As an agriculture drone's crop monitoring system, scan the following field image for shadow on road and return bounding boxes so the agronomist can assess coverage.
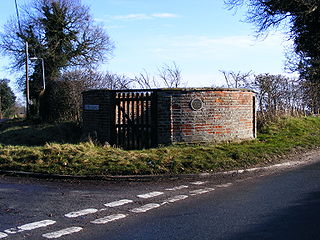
[226,190,320,240]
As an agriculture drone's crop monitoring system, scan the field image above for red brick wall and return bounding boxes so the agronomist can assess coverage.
[157,89,256,144]
[82,88,256,146]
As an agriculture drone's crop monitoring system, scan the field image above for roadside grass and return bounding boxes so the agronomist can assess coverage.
[0,116,320,176]
[0,119,82,146]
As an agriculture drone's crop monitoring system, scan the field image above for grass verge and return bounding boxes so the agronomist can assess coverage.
[0,116,320,176]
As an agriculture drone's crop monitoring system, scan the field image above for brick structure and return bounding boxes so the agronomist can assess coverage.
[82,90,114,142]
[82,88,256,148]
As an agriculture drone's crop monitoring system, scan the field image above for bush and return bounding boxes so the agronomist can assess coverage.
[40,80,85,122]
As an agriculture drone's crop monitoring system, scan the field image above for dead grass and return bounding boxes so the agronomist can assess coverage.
[1,116,320,176]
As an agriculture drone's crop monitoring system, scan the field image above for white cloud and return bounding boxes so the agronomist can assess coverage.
[94,18,107,23]
[105,13,181,21]
[151,13,180,18]
[169,33,289,50]
[113,14,151,20]
[150,32,293,61]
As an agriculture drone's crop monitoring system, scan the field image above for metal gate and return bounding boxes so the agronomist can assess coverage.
[112,90,157,149]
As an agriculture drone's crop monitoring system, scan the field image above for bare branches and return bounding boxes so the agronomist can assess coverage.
[133,69,158,89]
[158,62,183,88]
[133,62,186,89]
[61,69,133,90]
[0,0,114,80]
[220,70,252,88]
[103,73,133,90]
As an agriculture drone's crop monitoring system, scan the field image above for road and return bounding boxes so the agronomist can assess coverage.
[0,153,320,240]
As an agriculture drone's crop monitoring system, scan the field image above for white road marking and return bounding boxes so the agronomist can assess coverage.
[137,191,164,199]
[42,227,83,239]
[65,208,98,218]
[245,167,259,172]
[130,203,161,213]
[189,188,215,196]
[215,183,233,188]
[3,228,21,234]
[165,185,189,191]
[104,199,133,207]
[190,181,207,185]
[0,232,7,239]
[163,195,189,204]
[91,214,127,224]
[5,220,56,234]
[235,179,245,183]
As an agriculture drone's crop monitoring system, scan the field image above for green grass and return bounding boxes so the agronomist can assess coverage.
[0,116,320,176]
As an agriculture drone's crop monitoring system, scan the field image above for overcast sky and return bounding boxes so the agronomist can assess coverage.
[0,0,294,95]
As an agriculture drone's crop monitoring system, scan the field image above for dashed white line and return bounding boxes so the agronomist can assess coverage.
[235,179,245,183]
[5,220,56,234]
[163,195,189,204]
[130,203,161,213]
[0,232,8,239]
[104,199,133,207]
[190,181,208,185]
[215,183,233,188]
[65,208,98,218]
[91,214,127,224]
[189,188,215,196]
[165,185,189,191]
[244,167,259,172]
[4,228,21,234]
[42,227,83,239]
[137,191,164,199]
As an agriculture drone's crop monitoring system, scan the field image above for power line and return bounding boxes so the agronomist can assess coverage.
[14,0,22,34]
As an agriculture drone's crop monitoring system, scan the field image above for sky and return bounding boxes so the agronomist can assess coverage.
[0,0,295,96]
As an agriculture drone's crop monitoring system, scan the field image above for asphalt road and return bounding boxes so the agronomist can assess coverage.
[1,154,320,240]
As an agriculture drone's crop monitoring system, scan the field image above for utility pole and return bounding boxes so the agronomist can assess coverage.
[25,41,30,119]
[0,95,2,119]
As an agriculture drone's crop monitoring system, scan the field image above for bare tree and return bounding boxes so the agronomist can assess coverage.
[1,0,114,84]
[225,0,320,114]
[133,69,159,89]
[103,73,133,90]
[158,62,184,88]
[220,70,253,88]
[133,62,186,89]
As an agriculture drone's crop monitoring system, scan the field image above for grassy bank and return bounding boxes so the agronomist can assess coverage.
[0,116,320,176]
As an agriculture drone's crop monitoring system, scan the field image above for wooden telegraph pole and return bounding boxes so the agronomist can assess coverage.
[25,41,30,119]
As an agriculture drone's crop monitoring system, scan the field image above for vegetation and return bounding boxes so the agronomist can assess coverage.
[0,116,319,176]
[225,0,320,113]
[0,0,114,120]
[0,79,16,118]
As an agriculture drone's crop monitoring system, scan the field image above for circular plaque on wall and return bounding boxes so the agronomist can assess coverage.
[190,98,203,110]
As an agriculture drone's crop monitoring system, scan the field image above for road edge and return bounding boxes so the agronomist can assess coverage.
[1,148,319,181]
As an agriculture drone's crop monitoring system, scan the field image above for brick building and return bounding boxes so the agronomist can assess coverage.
[82,88,256,149]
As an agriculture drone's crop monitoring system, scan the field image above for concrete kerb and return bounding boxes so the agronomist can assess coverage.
[0,153,318,182]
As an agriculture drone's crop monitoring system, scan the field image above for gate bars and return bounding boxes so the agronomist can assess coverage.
[112,90,158,149]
